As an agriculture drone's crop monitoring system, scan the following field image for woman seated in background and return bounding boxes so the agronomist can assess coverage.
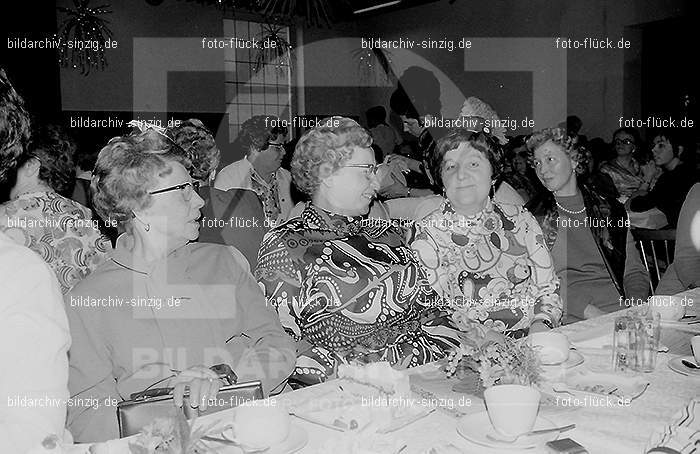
[409,118,562,338]
[256,117,461,386]
[214,115,293,226]
[599,127,657,202]
[526,127,649,323]
[0,124,111,294]
[656,183,700,294]
[629,130,698,227]
[170,119,267,268]
[65,129,295,442]
[504,136,542,204]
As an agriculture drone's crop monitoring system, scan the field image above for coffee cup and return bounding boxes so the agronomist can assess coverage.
[529,332,570,365]
[230,401,290,449]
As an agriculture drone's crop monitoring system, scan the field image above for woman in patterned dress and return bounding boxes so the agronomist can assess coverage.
[255,117,461,386]
[0,125,110,293]
[409,118,563,338]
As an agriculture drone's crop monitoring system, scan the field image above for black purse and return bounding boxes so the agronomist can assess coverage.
[116,380,263,437]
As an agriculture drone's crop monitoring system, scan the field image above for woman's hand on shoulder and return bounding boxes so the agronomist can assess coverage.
[171,365,224,411]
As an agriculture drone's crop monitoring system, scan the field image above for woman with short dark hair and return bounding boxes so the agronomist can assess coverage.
[629,130,698,227]
[410,119,562,337]
[0,124,110,294]
[599,127,657,201]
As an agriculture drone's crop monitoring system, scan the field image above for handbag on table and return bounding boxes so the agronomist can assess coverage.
[117,364,263,437]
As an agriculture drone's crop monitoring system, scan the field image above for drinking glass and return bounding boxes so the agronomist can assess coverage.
[612,315,637,372]
[612,312,660,373]
[633,312,660,372]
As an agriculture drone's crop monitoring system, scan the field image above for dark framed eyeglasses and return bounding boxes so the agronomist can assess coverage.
[614,138,634,145]
[262,142,285,152]
[148,181,200,200]
[342,163,381,175]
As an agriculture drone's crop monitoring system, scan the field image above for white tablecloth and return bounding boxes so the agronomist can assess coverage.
[67,289,700,454]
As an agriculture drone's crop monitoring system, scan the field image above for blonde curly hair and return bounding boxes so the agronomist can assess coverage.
[526,127,589,174]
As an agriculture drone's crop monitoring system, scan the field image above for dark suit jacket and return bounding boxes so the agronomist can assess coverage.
[197,186,268,269]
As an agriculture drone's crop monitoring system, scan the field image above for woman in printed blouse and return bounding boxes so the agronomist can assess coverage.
[256,117,461,386]
[525,128,649,323]
[0,124,111,294]
[409,118,562,338]
[599,127,658,202]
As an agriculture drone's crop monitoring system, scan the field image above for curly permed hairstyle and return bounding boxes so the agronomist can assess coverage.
[239,115,288,152]
[169,119,220,181]
[91,129,187,225]
[20,125,77,196]
[0,68,31,184]
[291,116,372,196]
[431,120,504,189]
[526,127,589,174]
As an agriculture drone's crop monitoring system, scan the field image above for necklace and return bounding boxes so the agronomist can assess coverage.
[555,200,585,215]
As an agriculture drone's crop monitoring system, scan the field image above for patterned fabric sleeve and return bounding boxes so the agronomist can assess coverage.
[255,226,338,385]
[516,208,563,327]
[255,227,304,340]
[0,193,111,294]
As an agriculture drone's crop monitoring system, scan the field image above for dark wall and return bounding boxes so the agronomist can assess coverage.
[1,0,62,123]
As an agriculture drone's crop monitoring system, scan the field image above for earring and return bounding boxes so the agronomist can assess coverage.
[132,212,151,232]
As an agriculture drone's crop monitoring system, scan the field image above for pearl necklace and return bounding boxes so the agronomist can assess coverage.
[555,200,586,215]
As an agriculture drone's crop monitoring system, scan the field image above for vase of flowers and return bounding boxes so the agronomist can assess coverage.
[445,309,543,436]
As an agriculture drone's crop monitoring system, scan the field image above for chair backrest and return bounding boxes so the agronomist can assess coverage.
[631,228,677,291]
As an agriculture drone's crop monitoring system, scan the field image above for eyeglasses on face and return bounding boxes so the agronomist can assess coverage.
[148,181,200,200]
[614,138,634,145]
[262,142,285,152]
[342,163,382,176]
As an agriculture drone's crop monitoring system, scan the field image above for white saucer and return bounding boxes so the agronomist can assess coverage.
[668,356,700,377]
[221,423,308,454]
[456,411,558,449]
[542,350,584,369]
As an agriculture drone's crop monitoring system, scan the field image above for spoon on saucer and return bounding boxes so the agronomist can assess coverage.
[681,359,700,369]
[486,423,575,443]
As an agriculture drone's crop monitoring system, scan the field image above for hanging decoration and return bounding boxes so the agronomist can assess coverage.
[253,22,293,74]
[352,47,394,85]
[186,0,354,27]
[56,0,113,75]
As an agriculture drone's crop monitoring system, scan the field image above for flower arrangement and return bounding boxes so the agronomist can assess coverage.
[128,408,218,454]
[445,310,542,388]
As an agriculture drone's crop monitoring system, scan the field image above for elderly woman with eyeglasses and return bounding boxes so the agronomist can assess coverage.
[409,119,562,338]
[214,115,292,226]
[256,117,461,387]
[64,129,295,442]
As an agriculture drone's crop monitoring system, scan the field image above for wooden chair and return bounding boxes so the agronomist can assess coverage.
[631,228,677,291]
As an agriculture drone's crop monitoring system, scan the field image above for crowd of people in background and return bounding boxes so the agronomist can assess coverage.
[2,64,699,451]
